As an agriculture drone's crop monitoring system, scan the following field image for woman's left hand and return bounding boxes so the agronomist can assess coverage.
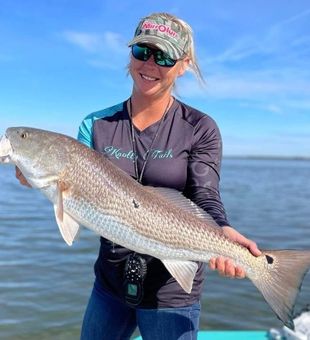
[208,226,261,279]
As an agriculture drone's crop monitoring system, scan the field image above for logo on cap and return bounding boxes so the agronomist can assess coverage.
[141,21,178,39]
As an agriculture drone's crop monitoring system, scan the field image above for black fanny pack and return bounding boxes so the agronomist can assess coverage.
[123,253,147,306]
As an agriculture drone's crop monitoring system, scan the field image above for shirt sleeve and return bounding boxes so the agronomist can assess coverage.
[77,116,94,148]
[184,115,230,227]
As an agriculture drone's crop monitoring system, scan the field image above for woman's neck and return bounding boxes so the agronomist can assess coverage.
[129,93,173,131]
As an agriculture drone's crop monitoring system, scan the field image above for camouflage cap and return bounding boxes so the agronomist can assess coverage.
[128,16,190,60]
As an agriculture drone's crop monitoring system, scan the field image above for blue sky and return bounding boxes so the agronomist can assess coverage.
[0,0,309,157]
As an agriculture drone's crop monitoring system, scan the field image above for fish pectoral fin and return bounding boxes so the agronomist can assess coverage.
[55,181,64,221]
[162,259,198,294]
[54,179,72,221]
[54,206,81,246]
[53,180,81,246]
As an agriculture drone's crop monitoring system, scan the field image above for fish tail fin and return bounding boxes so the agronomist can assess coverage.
[250,250,310,329]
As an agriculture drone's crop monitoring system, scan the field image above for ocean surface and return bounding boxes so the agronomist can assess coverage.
[0,158,310,339]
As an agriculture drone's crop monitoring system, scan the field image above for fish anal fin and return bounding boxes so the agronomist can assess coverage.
[162,259,198,294]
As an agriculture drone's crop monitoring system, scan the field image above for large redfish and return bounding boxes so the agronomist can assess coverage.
[1,127,309,329]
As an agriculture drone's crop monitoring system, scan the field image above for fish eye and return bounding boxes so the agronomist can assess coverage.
[20,132,28,139]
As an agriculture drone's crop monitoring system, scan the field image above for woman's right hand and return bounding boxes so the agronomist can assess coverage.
[15,166,32,188]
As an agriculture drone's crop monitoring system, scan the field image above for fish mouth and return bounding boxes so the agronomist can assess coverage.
[0,133,13,163]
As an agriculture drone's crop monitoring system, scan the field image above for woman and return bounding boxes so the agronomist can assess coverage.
[16,12,260,340]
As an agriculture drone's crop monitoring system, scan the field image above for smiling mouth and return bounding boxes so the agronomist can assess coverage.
[140,73,159,81]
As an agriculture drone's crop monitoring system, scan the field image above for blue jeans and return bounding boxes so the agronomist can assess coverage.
[81,280,201,340]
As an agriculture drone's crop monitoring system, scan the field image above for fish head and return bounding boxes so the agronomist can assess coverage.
[0,127,73,188]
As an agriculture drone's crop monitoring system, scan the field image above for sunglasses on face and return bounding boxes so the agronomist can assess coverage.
[131,44,177,67]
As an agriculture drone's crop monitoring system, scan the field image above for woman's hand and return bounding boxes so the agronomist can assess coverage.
[15,166,32,188]
[208,226,261,279]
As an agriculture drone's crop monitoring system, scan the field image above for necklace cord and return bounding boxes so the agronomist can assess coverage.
[128,97,171,183]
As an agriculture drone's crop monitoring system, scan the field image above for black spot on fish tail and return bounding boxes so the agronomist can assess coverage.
[266,255,274,264]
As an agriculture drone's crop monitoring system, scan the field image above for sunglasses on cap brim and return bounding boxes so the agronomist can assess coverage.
[131,44,177,67]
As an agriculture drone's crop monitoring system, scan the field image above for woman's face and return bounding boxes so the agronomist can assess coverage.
[129,45,189,99]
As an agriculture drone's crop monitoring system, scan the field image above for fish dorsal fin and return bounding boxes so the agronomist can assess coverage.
[53,180,81,246]
[162,259,198,294]
[146,187,219,228]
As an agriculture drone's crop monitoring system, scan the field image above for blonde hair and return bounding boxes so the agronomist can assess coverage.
[143,12,205,85]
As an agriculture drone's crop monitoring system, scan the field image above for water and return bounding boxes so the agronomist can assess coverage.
[202,158,310,331]
[0,158,310,339]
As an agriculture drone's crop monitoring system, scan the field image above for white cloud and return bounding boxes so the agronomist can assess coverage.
[204,8,310,65]
[275,8,310,27]
[63,31,101,52]
[263,104,282,114]
[206,37,265,64]
[178,68,309,101]
[183,10,310,105]
[103,32,126,52]
[62,30,129,70]
[63,30,127,55]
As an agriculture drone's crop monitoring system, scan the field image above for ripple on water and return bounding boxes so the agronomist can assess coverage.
[1,160,310,337]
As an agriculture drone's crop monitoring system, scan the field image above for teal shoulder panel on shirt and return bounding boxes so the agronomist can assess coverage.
[77,102,124,148]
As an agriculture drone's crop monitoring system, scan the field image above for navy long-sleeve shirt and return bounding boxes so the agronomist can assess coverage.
[78,98,230,307]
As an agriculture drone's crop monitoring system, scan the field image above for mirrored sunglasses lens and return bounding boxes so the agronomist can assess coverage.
[162,58,176,67]
[154,51,176,67]
[132,45,150,61]
[132,44,176,67]
[155,53,166,66]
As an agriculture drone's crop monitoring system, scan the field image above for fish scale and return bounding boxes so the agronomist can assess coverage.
[1,126,310,329]
[61,145,270,270]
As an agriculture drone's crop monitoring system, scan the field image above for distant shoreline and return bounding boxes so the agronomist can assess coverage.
[224,155,310,161]
[1,156,310,165]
